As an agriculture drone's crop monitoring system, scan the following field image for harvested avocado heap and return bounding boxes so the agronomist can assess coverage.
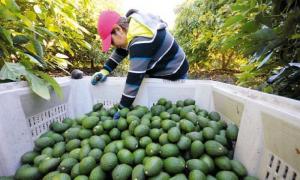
[13,98,258,180]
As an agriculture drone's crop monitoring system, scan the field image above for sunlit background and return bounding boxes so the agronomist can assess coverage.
[120,0,185,29]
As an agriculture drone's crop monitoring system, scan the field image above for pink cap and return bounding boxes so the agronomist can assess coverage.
[97,10,121,52]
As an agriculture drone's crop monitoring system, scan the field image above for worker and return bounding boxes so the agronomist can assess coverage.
[91,9,189,119]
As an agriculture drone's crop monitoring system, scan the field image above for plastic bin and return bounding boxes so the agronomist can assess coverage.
[0,77,299,179]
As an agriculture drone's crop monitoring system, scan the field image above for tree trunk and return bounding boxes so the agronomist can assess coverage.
[91,59,94,69]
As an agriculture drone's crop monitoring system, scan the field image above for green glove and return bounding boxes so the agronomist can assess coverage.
[91,69,109,85]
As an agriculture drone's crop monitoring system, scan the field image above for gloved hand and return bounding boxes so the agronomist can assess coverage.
[112,104,125,120]
[91,69,109,85]
[113,111,120,120]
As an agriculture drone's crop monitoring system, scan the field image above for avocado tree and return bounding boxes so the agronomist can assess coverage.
[0,0,117,99]
[219,0,300,99]
[174,0,247,75]
[174,0,299,99]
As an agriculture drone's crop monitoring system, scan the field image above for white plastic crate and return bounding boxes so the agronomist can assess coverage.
[0,77,299,179]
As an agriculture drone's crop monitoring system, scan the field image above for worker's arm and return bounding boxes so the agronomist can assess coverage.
[91,48,128,85]
[119,44,151,108]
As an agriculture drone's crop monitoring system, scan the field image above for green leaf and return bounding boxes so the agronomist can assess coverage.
[255,13,272,27]
[0,27,13,47]
[16,14,33,27]
[4,0,20,12]
[35,71,63,99]
[53,57,71,68]
[32,39,44,58]
[231,3,249,12]
[0,7,18,20]
[64,16,90,34]
[249,0,257,8]
[13,35,30,45]
[0,62,51,100]
[80,40,92,50]
[251,28,277,41]
[25,71,50,100]
[24,27,44,38]
[223,15,244,27]
[24,53,44,67]
[291,34,300,39]
[59,40,74,56]
[19,58,34,70]
[83,0,90,7]
[25,10,36,21]
[24,42,36,56]
[45,18,59,32]
[241,21,259,33]
[221,35,240,49]
[262,86,273,93]
[23,39,46,66]
[35,27,56,37]
[0,41,9,57]
[0,62,26,81]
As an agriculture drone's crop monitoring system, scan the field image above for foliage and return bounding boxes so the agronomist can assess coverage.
[0,0,117,99]
[174,0,300,99]
[218,0,300,99]
[174,0,247,72]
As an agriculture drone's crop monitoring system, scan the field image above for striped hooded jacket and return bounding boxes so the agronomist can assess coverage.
[102,10,189,108]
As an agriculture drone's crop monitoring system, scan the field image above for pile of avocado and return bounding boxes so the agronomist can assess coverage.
[13,98,258,180]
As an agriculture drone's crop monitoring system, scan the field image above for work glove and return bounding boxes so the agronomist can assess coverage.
[113,104,135,120]
[113,111,121,120]
[113,104,125,120]
[91,69,109,85]
[112,104,126,120]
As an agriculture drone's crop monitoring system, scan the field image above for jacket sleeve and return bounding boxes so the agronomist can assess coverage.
[102,48,128,73]
[119,44,152,108]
